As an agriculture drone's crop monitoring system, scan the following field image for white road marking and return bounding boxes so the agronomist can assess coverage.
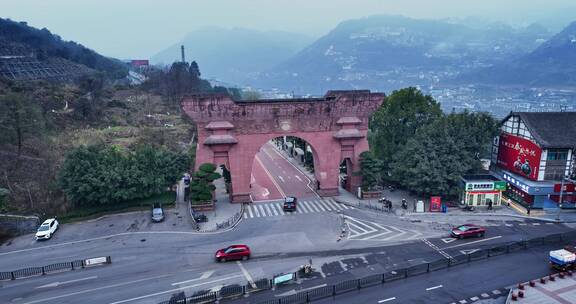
[378,297,397,303]
[268,145,321,199]
[532,223,540,226]
[171,271,214,286]
[264,204,274,216]
[107,274,243,304]
[247,205,254,218]
[275,203,285,215]
[278,175,285,183]
[470,296,479,301]
[460,249,480,255]
[441,236,502,250]
[255,155,286,198]
[441,238,457,244]
[317,199,332,211]
[258,205,267,217]
[36,276,98,289]
[269,204,278,216]
[243,213,248,219]
[20,274,173,304]
[237,261,256,289]
[306,201,321,212]
[253,205,261,217]
[426,284,443,291]
[295,175,303,182]
[422,239,453,259]
[315,201,327,211]
[299,202,312,213]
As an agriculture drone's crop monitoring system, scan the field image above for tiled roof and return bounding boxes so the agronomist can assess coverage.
[505,112,576,148]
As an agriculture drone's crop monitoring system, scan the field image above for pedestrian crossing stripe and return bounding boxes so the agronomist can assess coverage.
[243,198,351,219]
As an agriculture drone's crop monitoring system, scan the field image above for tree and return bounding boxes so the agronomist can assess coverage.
[369,87,442,181]
[389,111,498,197]
[0,92,44,156]
[0,188,9,212]
[189,163,221,204]
[357,151,383,191]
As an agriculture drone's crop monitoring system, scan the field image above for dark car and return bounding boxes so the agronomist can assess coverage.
[451,224,486,239]
[283,197,298,212]
[215,245,251,262]
[152,203,164,222]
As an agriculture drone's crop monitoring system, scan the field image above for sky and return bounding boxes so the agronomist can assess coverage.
[2,0,576,59]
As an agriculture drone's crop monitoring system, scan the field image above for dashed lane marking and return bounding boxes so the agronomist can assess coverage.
[295,175,303,182]
[426,284,443,291]
[441,236,502,250]
[378,297,396,303]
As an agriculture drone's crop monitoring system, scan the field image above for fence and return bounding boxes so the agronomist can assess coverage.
[0,256,111,281]
[190,203,245,233]
[157,230,576,304]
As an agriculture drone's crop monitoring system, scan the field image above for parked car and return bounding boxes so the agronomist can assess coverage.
[152,203,164,222]
[35,218,59,241]
[283,196,298,212]
[451,224,486,239]
[215,245,251,262]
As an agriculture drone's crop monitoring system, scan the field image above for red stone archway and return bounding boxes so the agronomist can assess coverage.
[181,90,385,203]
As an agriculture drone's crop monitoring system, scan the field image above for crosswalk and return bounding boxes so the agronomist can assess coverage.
[345,215,424,241]
[243,198,352,219]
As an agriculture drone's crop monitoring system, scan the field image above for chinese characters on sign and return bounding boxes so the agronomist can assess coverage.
[503,173,530,193]
[497,133,542,181]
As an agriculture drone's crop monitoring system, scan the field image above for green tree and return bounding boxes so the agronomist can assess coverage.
[369,87,442,181]
[389,111,498,197]
[190,163,221,204]
[0,188,9,212]
[357,151,383,191]
[0,92,44,156]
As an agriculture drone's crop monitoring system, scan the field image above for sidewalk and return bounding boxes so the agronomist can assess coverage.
[179,173,243,233]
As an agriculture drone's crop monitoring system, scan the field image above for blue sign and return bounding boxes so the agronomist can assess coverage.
[273,273,294,285]
[503,173,530,193]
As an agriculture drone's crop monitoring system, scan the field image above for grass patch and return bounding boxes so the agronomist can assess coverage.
[59,192,176,223]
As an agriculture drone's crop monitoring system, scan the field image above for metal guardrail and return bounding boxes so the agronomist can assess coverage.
[157,230,576,304]
[0,256,111,281]
[189,202,245,233]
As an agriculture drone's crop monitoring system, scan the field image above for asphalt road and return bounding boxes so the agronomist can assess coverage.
[0,204,573,304]
[251,142,318,201]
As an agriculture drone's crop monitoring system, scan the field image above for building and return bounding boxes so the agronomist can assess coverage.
[491,112,576,209]
[460,174,507,207]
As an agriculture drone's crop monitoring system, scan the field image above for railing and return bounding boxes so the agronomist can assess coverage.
[157,230,576,304]
[190,203,245,233]
[0,256,111,281]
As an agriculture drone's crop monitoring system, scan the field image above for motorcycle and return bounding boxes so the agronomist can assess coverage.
[401,199,408,210]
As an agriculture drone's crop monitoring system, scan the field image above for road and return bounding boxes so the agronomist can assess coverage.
[1,200,573,304]
[250,142,318,202]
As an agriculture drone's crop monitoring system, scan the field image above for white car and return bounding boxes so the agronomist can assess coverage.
[35,218,59,241]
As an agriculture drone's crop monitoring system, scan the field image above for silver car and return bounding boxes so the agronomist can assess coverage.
[152,204,164,222]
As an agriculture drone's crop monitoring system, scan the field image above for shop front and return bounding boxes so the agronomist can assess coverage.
[461,175,506,207]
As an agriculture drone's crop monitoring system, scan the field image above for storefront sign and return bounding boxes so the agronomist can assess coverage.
[466,182,495,191]
[430,196,441,212]
[494,181,507,191]
[497,133,542,181]
[503,173,530,193]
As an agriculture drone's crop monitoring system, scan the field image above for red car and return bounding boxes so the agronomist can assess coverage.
[215,245,251,262]
[451,224,486,239]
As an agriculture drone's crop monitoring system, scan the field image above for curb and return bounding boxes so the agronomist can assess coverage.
[332,197,564,223]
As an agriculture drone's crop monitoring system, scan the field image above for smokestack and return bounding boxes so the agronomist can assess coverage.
[181,45,186,63]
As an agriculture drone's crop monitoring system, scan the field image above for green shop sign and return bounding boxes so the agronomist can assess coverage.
[494,181,507,191]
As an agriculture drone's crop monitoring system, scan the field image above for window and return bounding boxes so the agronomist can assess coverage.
[547,149,568,161]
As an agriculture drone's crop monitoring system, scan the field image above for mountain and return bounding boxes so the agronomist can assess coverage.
[251,15,550,94]
[0,18,128,80]
[464,21,576,86]
[151,27,314,85]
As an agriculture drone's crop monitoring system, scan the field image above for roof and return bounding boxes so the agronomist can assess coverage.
[41,218,55,225]
[504,112,576,148]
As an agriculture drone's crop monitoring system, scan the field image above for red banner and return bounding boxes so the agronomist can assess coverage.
[430,196,441,212]
[554,183,576,193]
[497,133,542,181]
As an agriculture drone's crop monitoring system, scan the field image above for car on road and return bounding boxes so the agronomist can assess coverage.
[151,203,164,222]
[35,218,59,241]
[451,224,486,239]
[283,196,298,212]
[215,245,251,262]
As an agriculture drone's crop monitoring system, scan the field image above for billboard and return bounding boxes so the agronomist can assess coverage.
[430,196,441,212]
[497,133,542,181]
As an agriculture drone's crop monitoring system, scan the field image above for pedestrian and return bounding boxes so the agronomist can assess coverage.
[527,205,531,215]
[487,199,493,211]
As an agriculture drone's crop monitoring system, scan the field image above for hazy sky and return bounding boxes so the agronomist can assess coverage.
[3,0,575,59]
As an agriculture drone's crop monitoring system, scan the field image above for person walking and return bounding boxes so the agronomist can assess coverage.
[487,199,493,211]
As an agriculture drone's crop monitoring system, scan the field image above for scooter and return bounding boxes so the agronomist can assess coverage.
[401,200,408,210]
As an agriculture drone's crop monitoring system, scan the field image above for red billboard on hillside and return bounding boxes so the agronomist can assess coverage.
[497,133,542,181]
